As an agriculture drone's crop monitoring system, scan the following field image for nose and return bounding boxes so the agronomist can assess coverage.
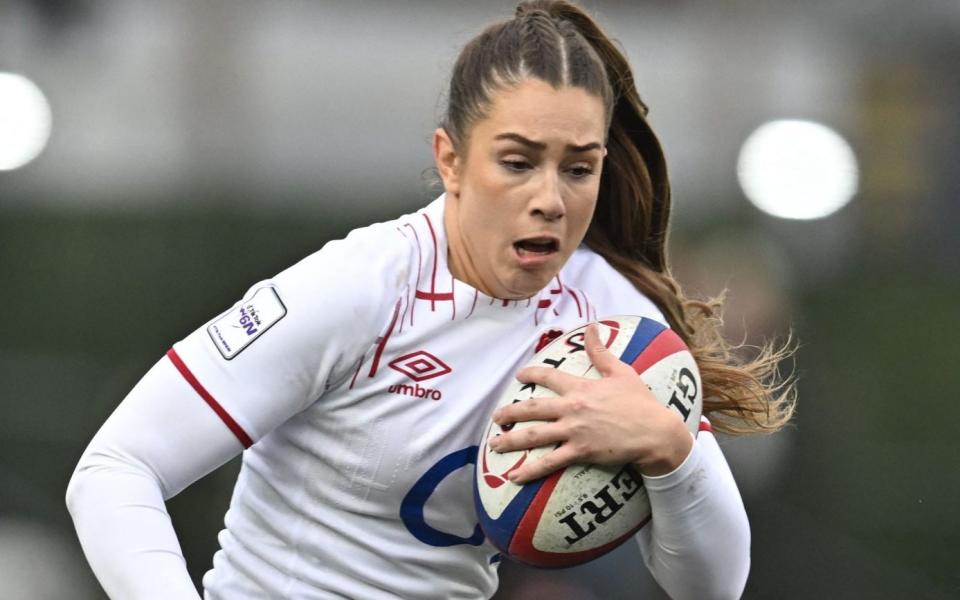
[530,170,565,221]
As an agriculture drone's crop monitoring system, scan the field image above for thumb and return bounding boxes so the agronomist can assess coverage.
[584,322,629,378]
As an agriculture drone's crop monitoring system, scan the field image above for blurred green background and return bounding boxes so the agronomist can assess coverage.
[1,1,958,598]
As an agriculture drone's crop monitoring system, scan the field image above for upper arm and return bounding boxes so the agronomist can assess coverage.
[74,222,415,497]
[70,355,247,501]
[166,222,414,447]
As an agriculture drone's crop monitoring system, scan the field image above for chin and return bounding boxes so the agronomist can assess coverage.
[503,271,558,299]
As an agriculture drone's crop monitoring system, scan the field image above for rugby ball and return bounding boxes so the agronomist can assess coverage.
[474,316,702,567]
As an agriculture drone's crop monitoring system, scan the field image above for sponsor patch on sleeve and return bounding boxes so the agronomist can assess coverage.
[207,286,287,360]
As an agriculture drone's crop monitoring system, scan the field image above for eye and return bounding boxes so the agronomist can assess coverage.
[500,159,532,173]
[566,164,594,179]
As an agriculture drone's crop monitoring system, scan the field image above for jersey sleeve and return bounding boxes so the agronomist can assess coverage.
[169,220,414,446]
[634,420,751,599]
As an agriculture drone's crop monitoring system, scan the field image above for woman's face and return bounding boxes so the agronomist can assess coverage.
[436,78,607,299]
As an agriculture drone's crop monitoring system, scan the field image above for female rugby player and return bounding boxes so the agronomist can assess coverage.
[67,1,794,598]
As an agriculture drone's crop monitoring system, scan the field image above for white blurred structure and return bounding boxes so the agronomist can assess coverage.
[4,0,942,212]
[0,72,52,171]
[0,0,956,226]
[738,119,858,220]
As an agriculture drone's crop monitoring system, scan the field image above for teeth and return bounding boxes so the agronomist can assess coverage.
[516,240,555,255]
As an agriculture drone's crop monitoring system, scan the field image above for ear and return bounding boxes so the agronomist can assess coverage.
[433,127,461,197]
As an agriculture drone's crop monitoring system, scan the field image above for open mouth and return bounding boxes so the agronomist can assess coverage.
[514,237,560,257]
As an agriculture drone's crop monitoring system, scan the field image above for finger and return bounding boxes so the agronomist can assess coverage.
[585,323,632,377]
[493,396,564,425]
[489,421,566,454]
[516,365,581,395]
[508,443,581,484]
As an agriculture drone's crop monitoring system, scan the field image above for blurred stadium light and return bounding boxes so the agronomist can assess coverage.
[737,119,858,220]
[0,72,52,171]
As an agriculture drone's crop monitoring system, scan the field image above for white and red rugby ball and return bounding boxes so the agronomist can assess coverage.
[474,315,703,568]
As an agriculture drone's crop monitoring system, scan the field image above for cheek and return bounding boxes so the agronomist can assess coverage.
[569,188,600,233]
[470,162,512,200]
[458,192,504,253]
[461,166,513,229]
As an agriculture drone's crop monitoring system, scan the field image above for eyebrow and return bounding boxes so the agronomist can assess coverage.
[493,132,602,153]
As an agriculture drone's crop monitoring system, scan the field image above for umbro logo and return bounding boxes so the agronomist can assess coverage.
[388,350,452,382]
[387,350,451,401]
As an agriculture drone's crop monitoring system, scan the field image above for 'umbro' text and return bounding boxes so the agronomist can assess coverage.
[388,383,442,401]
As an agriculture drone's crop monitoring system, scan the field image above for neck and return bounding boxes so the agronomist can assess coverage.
[444,194,494,297]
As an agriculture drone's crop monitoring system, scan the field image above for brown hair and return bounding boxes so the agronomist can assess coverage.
[442,0,795,434]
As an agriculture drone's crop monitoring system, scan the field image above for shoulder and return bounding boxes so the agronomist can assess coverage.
[231,203,431,361]
[189,203,438,398]
[272,203,432,307]
[560,246,666,325]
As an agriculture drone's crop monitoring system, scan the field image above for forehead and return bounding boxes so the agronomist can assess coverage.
[473,78,607,146]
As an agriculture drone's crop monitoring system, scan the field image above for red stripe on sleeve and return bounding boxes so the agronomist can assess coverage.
[166,348,254,449]
[699,418,714,434]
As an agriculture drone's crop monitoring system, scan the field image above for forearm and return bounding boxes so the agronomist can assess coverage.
[637,431,750,600]
[66,457,202,599]
[66,357,244,600]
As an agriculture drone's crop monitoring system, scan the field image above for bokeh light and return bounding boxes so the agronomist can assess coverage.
[737,119,858,220]
[0,72,53,171]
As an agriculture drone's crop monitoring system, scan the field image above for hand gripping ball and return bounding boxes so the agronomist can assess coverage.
[474,316,703,567]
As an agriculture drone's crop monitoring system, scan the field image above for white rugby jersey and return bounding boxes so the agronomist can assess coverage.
[169,195,669,598]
